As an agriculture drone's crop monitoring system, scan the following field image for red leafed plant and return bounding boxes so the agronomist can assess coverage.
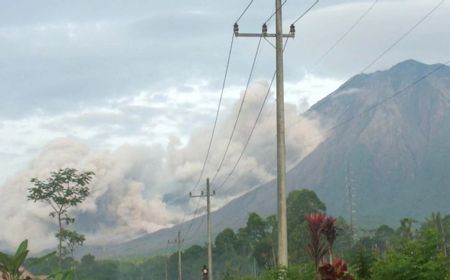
[321,215,337,262]
[305,213,329,268]
[318,258,354,280]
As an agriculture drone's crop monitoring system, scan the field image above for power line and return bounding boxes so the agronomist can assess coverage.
[350,61,450,128]
[186,0,259,207]
[176,33,236,235]
[216,60,449,219]
[213,0,318,189]
[176,2,258,233]
[236,0,256,23]
[264,0,288,24]
[216,39,289,191]
[291,0,320,25]
[217,71,276,191]
[183,197,203,237]
[179,0,446,245]
[289,60,450,140]
[183,1,257,211]
[189,33,235,194]
[227,60,449,232]
[173,1,262,238]
[210,36,264,184]
[311,0,378,70]
[360,0,445,73]
[184,210,207,242]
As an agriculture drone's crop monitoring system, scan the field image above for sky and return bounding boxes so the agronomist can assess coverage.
[0,0,449,251]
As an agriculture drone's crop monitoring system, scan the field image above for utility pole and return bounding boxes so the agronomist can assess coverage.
[234,0,295,272]
[190,178,215,280]
[168,231,184,280]
[165,257,168,280]
[345,162,354,241]
[165,244,169,280]
[345,161,357,244]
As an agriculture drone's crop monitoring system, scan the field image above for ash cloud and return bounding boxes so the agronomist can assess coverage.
[0,82,326,252]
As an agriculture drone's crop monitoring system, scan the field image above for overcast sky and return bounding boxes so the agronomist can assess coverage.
[0,0,449,250]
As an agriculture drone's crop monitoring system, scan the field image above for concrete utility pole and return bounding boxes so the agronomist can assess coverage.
[345,162,354,242]
[190,178,215,280]
[168,231,184,280]
[165,258,168,280]
[346,161,358,245]
[165,245,169,280]
[234,0,294,271]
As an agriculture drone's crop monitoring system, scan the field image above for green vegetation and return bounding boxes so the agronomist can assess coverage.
[2,188,449,279]
[0,240,30,280]
[27,168,95,266]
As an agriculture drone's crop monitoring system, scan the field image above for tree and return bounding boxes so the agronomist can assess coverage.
[27,168,94,267]
[215,228,237,256]
[373,224,396,254]
[347,245,375,280]
[57,230,86,258]
[397,218,417,240]
[371,228,450,280]
[423,212,448,256]
[287,189,326,263]
[246,213,267,246]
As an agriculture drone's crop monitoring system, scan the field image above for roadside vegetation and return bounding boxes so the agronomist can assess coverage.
[0,169,448,280]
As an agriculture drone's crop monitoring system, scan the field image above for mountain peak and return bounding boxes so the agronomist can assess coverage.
[386,59,439,78]
[328,60,448,96]
[389,59,426,70]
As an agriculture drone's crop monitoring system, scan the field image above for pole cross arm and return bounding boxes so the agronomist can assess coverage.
[234,32,294,38]
[233,23,295,38]
[190,191,215,198]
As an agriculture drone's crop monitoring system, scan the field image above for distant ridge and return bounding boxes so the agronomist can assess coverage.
[78,60,450,258]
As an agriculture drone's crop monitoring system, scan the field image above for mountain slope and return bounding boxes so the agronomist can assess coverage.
[85,59,450,258]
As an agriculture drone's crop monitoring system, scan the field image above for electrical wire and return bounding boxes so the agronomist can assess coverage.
[217,71,275,190]
[185,212,207,242]
[210,36,264,184]
[291,0,320,25]
[236,0,256,23]
[216,39,289,191]
[180,0,446,244]
[183,197,203,237]
[189,33,236,195]
[290,0,446,131]
[223,60,450,231]
[360,0,445,73]
[264,0,288,25]
[288,60,450,140]
[175,0,261,241]
[311,0,378,70]
[173,33,236,237]
[212,0,318,187]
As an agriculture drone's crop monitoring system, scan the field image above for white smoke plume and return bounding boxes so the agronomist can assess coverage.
[0,81,326,252]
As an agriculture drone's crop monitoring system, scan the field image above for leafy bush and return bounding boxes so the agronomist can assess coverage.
[0,240,29,280]
[371,229,450,280]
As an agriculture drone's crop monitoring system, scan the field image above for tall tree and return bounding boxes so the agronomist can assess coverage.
[215,228,237,257]
[28,168,94,267]
[397,218,417,240]
[423,212,448,256]
[286,189,326,263]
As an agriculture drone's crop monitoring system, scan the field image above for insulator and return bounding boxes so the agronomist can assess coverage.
[290,24,296,35]
[262,23,268,34]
